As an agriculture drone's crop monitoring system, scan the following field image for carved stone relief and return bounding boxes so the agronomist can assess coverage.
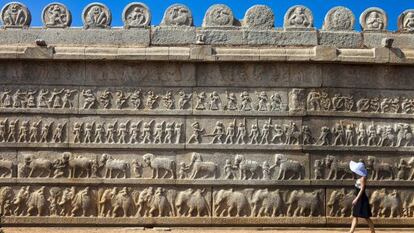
[203,4,234,28]
[398,9,414,32]
[122,2,150,29]
[1,2,31,28]
[243,5,274,30]
[161,4,193,26]
[42,3,71,28]
[82,3,111,29]
[323,7,355,31]
[360,7,387,31]
[284,5,313,30]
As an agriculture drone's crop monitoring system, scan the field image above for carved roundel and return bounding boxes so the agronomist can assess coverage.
[82,2,111,29]
[122,2,151,28]
[42,2,71,28]
[1,2,31,28]
[284,5,313,29]
[203,4,234,27]
[161,4,193,26]
[398,9,414,32]
[323,6,355,31]
[244,5,274,30]
[360,7,387,31]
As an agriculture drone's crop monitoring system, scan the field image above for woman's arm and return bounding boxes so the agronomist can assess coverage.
[352,177,366,205]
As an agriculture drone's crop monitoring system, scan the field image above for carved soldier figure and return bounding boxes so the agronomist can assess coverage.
[53,123,65,143]
[142,121,153,143]
[106,121,117,144]
[302,125,313,145]
[223,159,235,180]
[260,120,271,144]
[178,162,190,179]
[270,93,283,111]
[178,91,191,109]
[262,161,271,180]
[12,89,25,108]
[116,90,130,109]
[367,123,378,146]
[211,121,225,144]
[84,122,94,143]
[225,121,236,144]
[0,119,7,142]
[249,123,260,144]
[129,122,140,144]
[318,126,331,146]
[61,89,77,108]
[332,122,345,146]
[285,122,300,145]
[146,91,159,109]
[48,88,64,108]
[188,121,204,144]
[40,122,53,142]
[153,121,165,144]
[272,124,285,144]
[73,122,82,143]
[94,123,105,143]
[7,120,18,142]
[26,89,37,108]
[37,89,49,108]
[356,123,367,146]
[313,159,324,179]
[82,89,97,109]
[345,124,355,146]
[175,123,182,144]
[236,122,247,144]
[53,154,69,178]
[117,121,129,144]
[240,91,252,111]
[257,91,269,111]
[164,122,174,144]
[28,120,40,143]
[396,159,410,180]
[130,90,142,109]
[1,89,13,108]
[226,92,237,110]
[209,91,222,110]
[162,91,175,109]
[195,92,207,110]
[99,89,113,109]
[18,120,29,142]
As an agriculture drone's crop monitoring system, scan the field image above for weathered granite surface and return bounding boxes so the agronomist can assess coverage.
[0,1,414,229]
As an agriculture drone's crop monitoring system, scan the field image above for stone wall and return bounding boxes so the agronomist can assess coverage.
[0,1,414,228]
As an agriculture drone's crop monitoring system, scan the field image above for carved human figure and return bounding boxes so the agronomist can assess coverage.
[209,91,222,110]
[61,89,77,108]
[131,159,143,178]
[0,119,7,142]
[82,89,97,109]
[94,123,105,143]
[18,121,29,143]
[52,123,66,143]
[6,119,18,143]
[99,89,113,109]
[271,124,284,144]
[0,186,14,216]
[117,121,130,144]
[317,126,331,146]
[48,187,62,216]
[178,91,191,109]
[175,123,183,144]
[195,92,207,110]
[396,158,410,180]
[48,88,64,108]
[161,91,175,110]
[129,122,141,144]
[99,187,116,217]
[211,121,225,144]
[1,2,31,28]
[83,4,110,29]
[178,162,190,179]
[116,90,130,109]
[145,91,159,109]
[141,121,153,144]
[26,89,37,108]
[399,10,414,32]
[106,121,117,144]
[285,122,301,145]
[130,90,142,109]
[225,92,237,111]
[257,91,269,111]
[332,122,345,146]
[188,121,204,144]
[43,3,71,28]
[240,91,252,111]
[153,121,165,144]
[262,161,271,180]
[223,159,235,180]
[83,122,94,144]
[302,125,313,145]
[260,120,271,144]
[286,6,311,28]
[313,159,324,180]
[123,3,150,28]
[270,93,282,111]
[365,11,385,30]
[236,121,247,144]
[164,122,174,144]
[1,89,13,108]
[249,122,260,144]
[37,89,49,108]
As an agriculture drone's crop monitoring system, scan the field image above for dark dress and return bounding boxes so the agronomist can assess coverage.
[352,186,372,218]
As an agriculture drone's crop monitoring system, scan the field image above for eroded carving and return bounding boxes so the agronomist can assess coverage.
[82,3,111,29]
[42,3,71,28]
[1,2,31,28]
[161,4,193,26]
[122,2,150,28]
[323,7,355,31]
[284,5,313,29]
[360,7,387,31]
[203,4,234,28]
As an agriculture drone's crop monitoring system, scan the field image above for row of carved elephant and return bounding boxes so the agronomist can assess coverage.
[1,186,413,218]
[1,153,414,181]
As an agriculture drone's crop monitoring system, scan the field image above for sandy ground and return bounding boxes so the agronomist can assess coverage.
[2,228,413,233]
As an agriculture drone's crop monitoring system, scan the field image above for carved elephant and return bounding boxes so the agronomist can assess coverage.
[250,188,284,217]
[286,190,322,217]
[100,154,129,179]
[175,188,211,217]
[111,187,133,217]
[0,158,14,177]
[370,189,403,218]
[27,186,47,216]
[214,188,250,217]
[327,189,353,217]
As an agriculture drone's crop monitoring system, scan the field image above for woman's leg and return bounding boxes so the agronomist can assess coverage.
[349,217,358,233]
[365,218,376,233]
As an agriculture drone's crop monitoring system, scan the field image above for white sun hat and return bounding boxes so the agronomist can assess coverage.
[349,160,368,177]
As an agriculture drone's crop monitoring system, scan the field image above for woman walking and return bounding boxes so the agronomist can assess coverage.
[349,160,375,233]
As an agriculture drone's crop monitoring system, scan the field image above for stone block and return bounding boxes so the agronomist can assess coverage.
[197,29,244,45]
[151,26,196,45]
[318,31,363,48]
[244,30,318,46]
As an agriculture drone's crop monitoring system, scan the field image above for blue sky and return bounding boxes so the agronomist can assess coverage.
[1,0,413,30]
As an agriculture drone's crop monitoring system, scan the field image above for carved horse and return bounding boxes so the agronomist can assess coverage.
[188,153,217,179]
[274,154,303,180]
[143,153,176,179]
[324,155,354,180]
[100,154,129,178]
[234,154,261,180]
